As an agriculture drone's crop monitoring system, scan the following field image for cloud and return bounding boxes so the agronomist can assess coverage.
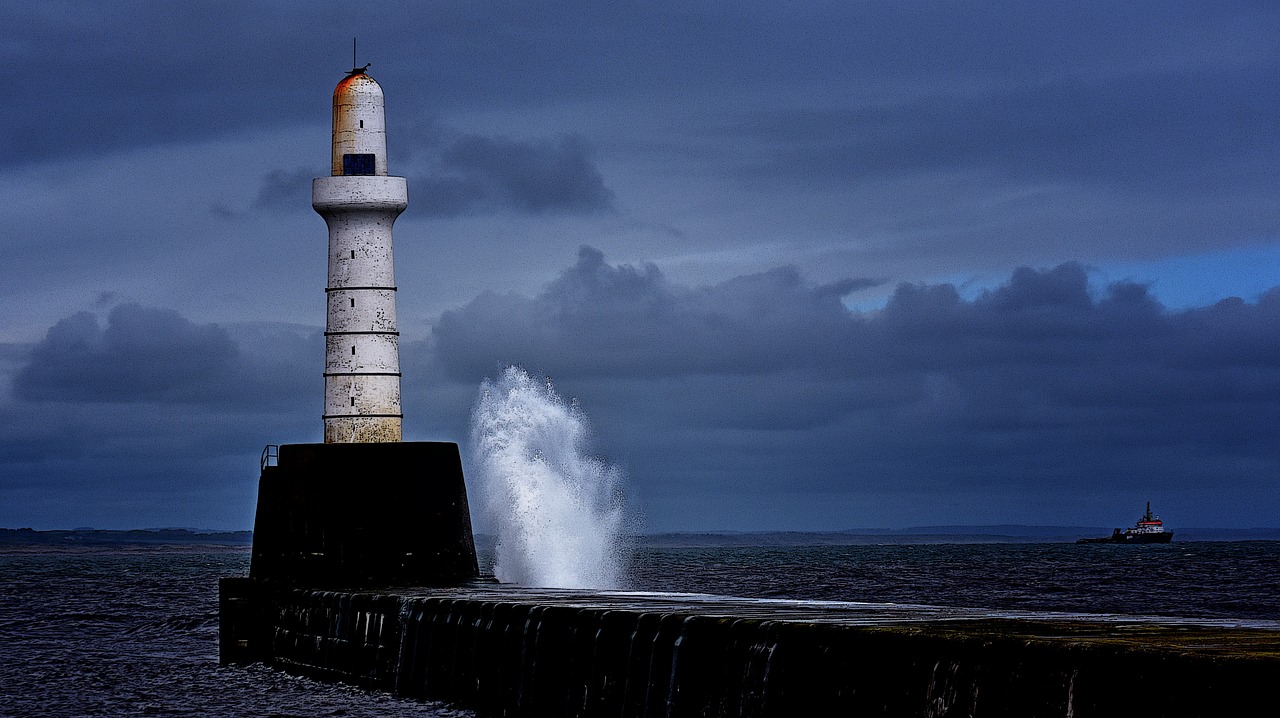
[13,304,313,407]
[0,306,322,529]
[1,251,1277,530]
[3,1,1279,530]
[253,168,315,212]
[435,246,865,378]
[431,248,1280,527]
[817,277,886,298]
[733,65,1280,200]
[411,134,615,217]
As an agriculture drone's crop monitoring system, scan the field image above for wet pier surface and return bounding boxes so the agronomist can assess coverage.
[222,579,1280,717]
[410,582,1280,635]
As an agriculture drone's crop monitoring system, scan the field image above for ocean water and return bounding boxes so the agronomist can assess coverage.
[0,548,470,718]
[1,541,1277,716]
[626,541,1280,621]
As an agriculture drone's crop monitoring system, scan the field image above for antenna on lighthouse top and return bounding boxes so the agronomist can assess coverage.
[348,37,369,76]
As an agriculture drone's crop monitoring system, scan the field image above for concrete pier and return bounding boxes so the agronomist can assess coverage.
[220,583,1280,717]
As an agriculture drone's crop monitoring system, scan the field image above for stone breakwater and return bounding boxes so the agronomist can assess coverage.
[221,581,1280,717]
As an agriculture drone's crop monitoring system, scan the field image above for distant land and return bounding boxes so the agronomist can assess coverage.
[0,527,253,550]
[486,526,1280,549]
[3,526,1278,550]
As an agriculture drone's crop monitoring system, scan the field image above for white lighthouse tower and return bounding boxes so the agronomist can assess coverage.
[312,66,407,443]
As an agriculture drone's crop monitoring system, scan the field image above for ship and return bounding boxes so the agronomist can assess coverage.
[1076,502,1174,544]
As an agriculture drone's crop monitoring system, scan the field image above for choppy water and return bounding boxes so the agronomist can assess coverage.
[1,541,1276,716]
[0,549,469,718]
[626,540,1280,621]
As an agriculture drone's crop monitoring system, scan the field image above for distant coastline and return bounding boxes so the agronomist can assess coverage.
[525,526,1280,548]
[0,527,252,552]
[3,526,1278,551]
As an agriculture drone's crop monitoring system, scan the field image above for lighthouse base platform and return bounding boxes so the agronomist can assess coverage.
[246,441,478,586]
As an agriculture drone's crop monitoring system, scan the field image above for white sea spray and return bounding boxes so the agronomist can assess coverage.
[469,366,630,588]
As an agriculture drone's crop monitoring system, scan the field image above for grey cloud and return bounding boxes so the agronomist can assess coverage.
[15,306,237,403]
[430,248,1280,525]
[2,251,1277,530]
[735,66,1280,199]
[0,4,324,167]
[13,305,314,408]
[817,278,886,298]
[0,343,31,362]
[410,175,492,218]
[1,309,320,529]
[410,134,615,217]
[0,394,315,529]
[442,251,1221,383]
[253,168,315,212]
[435,247,860,378]
[5,1,1276,174]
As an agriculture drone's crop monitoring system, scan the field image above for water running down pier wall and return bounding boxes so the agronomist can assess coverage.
[220,581,1280,717]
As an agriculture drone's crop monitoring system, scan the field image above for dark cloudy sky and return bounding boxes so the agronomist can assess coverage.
[1,1,1277,532]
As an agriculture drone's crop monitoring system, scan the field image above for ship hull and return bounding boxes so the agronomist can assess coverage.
[1077,531,1173,544]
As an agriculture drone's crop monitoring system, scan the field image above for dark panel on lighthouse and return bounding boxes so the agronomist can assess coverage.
[342,153,376,176]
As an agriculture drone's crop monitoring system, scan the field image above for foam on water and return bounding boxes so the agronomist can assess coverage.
[470,366,629,588]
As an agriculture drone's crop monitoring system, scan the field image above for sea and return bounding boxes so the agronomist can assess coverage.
[2,540,1278,717]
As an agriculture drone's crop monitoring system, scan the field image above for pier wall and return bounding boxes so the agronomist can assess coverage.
[220,582,1277,717]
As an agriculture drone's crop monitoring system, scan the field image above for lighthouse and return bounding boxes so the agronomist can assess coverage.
[312,66,407,443]
[223,63,477,606]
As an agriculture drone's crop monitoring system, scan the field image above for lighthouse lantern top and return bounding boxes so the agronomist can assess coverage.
[331,69,389,177]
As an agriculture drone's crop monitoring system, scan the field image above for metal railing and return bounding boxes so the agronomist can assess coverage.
[261,444,279,471]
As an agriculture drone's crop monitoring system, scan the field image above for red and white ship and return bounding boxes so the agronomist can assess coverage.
[1077,502,1174,544]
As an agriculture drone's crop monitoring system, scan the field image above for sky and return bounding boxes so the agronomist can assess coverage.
[1,1,1277,532]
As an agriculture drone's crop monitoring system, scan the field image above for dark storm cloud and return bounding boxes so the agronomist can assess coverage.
[2,253,1277,530]
[0,3,326,167]
[410,134,615,217]
[435,247,865,378]
[3,1,734,165]
[10,1,1274,173]
[0,309,320,529]
[816,278,887,299]
[436,249,1280,386]
[13,304,313,407]
[732,65,1280,198]
[4,1,1278,531]
[432,249,1280,524]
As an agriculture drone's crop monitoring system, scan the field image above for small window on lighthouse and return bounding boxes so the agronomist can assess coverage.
[351,345,356,355]
[359,120,364,128]
[351,397,355,406]
[350,250,355,259]
[350,297,355,308]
